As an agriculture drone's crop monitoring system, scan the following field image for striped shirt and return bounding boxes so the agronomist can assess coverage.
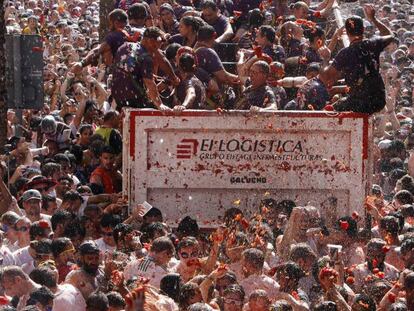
[124,256,170,288]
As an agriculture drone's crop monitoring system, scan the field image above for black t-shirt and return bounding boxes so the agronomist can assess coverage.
[332,37,391,89]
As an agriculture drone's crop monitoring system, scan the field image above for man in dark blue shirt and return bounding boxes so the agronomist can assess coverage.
[320,4,394,114]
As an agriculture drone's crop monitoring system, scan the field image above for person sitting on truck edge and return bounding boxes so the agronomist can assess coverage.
[89,146,122,194]
[319,4,395,115]
[236,61,278,112]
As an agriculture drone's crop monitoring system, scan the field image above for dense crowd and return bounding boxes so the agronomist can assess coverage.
[1,0,414,310]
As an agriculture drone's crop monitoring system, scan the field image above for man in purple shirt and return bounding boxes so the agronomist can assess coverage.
[111,27,176,111]
[320,5,394,114]
[194,25,240,86]
[201,0,233,43]
[72,9,128,72]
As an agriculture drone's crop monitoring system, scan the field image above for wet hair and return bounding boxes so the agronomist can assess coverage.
[79,124,93,135]
[259,25,276,44]
[399,175,414,195]
[103,111,119,123]
[63,221,86,241]
[160,273,182,302]
[29,266,57,288]
[100,213,121,229]
[289,243,317,261]
[178,283,201,310]
[113,223,133,244]
[380,216,400,235]
[141,222,167,242]
[108,9,128,24]
[197,24,216,41]
[179,53,196,73]
[304,26,325,43]
[127,3,148,20]
[345,16,364,36]
[248,9,265,28]
[29,223,51,241]
[150,236,175,254]
[387,211,404,233]
[143,207,163,221]
[62,190,83,203]
[249,289,270,303]
[0,266,28,283]
[100,145,116,156]
[306,62,321,75]
[177,216,199,237]
[253,60,271,75]
[27,286,54,306]
[51,210,73,231]
[276,261,306,282]
[242,248,265,270]
[1,211,19,226]
[41,162,61,178]
[395,190,414,205]
[86,291,109,311]
[106,292,125,309]
[223,284,245,301]
[42,195,56,211]
[201,0,217,11]
[51,237,73,258]
[180,16,205,33]
[405,272,414,289]
[401,238,414,255]
[165,43,182,61]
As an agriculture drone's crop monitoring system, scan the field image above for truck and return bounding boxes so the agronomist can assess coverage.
[123,110,373,227]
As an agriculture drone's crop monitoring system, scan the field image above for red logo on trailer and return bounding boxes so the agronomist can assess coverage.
[176,139,199,159]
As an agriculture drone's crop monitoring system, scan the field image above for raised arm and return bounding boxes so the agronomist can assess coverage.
[364,4,393,37]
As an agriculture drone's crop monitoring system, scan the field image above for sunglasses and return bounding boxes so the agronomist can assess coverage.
[102,232,114,237]
[223,298,243,306]
[15,226,29,232]
[180,251,198,259]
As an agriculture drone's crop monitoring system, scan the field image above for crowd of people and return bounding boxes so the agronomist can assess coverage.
[1,0,414,309]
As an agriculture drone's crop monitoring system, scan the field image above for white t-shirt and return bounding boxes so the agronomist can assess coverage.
[0,245,16,266]
[94,237,116,253]
[124,256,171,288]
[53,283,86,311]
[13,246,32,266]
